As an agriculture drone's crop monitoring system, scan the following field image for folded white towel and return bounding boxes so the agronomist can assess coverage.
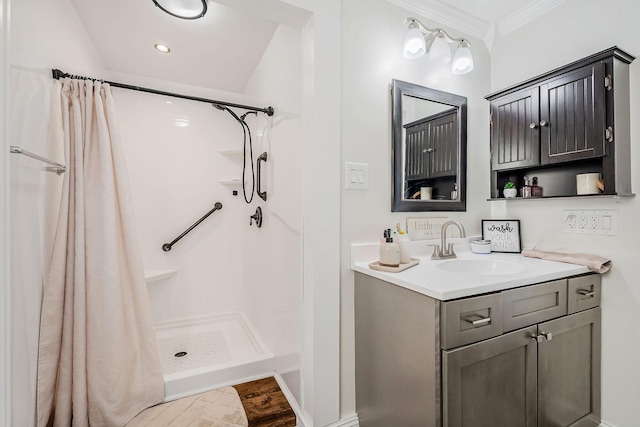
[522,249,611,273]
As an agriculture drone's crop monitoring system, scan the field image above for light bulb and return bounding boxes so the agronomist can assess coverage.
[403,24,426,59]
[452,43,474,75]
[429,34,451,65]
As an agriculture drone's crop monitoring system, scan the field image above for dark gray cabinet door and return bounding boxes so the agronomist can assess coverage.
[429,112,458,178]
[490,87,540,171]
[540,63,606,164]
[405,122,428,181]
[538,308,601,427]
[443,326,538,427]
[405,110,458,180]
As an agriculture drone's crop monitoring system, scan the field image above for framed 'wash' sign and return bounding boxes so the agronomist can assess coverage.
[481,219,522,253]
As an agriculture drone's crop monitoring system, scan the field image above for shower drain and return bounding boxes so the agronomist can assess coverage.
[158,330,232,374]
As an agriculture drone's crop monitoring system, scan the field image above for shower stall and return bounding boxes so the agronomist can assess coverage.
[3,0,342,426]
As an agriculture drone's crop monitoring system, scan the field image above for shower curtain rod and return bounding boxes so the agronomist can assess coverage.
[10,145,66,174]
[51,69,274,116]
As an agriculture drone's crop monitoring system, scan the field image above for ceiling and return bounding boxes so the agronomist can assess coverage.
[68,0,285,93]
[68,0,566,93]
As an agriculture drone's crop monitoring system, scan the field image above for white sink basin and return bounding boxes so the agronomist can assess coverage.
[437,259,527,276]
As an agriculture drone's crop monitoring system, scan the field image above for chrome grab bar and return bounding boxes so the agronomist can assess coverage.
[10,145,66,174]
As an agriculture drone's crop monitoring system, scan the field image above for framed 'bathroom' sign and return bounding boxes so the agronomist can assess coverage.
[481,219,522,253]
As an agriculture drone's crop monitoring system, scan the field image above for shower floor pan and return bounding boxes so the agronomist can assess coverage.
[155,311,274,402]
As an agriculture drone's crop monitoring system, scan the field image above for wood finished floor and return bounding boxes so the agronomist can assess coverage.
[233,377,296,427]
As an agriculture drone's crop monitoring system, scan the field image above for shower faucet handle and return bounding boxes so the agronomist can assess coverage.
[250,206,263,228]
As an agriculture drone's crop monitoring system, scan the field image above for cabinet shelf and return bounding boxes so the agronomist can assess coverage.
[145,269,178,284]
[219,148,243,156]
[488,193,635,202]
[219,178,242,186]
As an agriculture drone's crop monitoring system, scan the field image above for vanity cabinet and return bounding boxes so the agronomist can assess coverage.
[355,272,601,427]
[486,47,634,198]
[404,109,458,181]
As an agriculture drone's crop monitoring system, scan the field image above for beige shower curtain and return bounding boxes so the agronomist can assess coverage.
[36,78,164,426]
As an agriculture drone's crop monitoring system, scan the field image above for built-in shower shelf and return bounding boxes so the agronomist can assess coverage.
[219,149,243,156]
[145,269,178,283]
[219,178,242,186]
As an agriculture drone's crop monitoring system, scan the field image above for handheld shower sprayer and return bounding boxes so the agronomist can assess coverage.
[212,103,256,204]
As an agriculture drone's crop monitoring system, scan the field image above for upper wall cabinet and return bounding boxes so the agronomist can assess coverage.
[486,47,635,199]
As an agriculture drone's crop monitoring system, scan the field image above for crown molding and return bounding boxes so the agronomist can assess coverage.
[497,0,568,37]
[386,0,490,41]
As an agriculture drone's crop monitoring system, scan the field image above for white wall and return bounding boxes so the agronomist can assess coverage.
[0,0,10,424]
[116,88,245,321]
[491,1,640,425]
[242,23,303,402]
[340,0,492,417]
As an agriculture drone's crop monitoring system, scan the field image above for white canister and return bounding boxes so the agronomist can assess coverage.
[395,233,411,263]
[470,239,492,254]
[576,173,602,195]
[420,187,433,200]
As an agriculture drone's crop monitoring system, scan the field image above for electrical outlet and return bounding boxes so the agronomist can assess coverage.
[577,214,588,229]
[564,210,618,235]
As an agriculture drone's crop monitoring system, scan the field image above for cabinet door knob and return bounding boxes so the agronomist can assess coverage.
[539,120,549,127]
[423,147,435,153]
[529,122,538,129]
[531,334,544,343]
[541,331,553,341]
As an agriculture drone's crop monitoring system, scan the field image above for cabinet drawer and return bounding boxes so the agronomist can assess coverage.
[568,275,601,314]
[503,280,567,332]
[441,294,503,350]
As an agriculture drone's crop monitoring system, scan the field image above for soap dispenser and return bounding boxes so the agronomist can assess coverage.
[380,229,400,267]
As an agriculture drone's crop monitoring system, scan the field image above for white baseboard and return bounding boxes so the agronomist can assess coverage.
[324,413,359,427]
[294,412,359,427]
[600,422,615,427]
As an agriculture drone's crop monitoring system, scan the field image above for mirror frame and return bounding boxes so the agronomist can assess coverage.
[391,79,467,212]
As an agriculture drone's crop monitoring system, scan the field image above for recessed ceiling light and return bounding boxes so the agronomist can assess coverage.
[154,43,171,53]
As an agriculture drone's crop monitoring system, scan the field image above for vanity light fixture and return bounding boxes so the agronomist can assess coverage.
[152,0,207,20]
[403,17,474,75]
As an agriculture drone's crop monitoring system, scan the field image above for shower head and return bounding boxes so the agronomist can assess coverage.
[241,111,258,120]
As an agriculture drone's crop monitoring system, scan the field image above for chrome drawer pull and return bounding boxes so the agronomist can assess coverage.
[465,316,491,326]
[577,289,595,298]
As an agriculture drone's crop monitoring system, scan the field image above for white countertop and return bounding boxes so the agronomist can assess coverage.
[351,238,590,301]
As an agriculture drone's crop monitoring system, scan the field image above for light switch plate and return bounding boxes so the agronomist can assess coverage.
[407,217,450,240]
[344,162,368,190]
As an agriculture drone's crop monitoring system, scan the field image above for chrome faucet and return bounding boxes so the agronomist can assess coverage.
[431,220,466,260]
